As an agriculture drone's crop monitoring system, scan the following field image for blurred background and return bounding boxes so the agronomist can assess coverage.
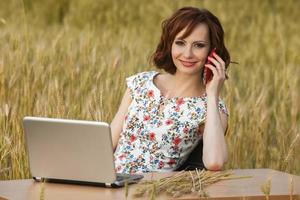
[0,0,299,180]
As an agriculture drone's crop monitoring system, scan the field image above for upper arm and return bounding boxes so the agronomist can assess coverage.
[110,88,132,150]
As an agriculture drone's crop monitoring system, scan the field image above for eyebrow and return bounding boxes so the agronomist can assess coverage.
[175,38,209,44]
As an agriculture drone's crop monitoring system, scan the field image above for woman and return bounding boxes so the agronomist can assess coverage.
[111,7,230,174]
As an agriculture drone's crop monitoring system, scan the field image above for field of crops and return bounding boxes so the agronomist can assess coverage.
[0,0,299,180]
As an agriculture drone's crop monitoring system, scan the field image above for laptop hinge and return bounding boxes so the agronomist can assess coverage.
[33,177,43,182]
[105,183,112,187]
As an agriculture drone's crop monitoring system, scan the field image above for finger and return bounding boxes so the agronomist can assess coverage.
[212,53,226,75]
[205,64,226,82]
[205,64,219,77]
[212,52,226,67]
[207,57,224,76]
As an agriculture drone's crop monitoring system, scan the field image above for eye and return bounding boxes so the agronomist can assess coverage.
[174,40,185,46]
[194,43,206,49]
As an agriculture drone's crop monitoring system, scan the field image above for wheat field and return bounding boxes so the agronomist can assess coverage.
[0,0,299,180]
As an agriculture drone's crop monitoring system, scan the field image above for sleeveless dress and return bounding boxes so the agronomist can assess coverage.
[114,71,228,174]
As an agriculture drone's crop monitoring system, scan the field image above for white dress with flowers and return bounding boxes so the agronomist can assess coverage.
[114,71,228,174]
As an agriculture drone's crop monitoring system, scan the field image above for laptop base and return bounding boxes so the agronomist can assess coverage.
[33,173,144,188]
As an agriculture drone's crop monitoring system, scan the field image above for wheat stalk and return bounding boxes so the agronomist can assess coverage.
[132,170,251,198]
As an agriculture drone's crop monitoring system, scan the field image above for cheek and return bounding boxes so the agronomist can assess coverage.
[171,45,181,59]
[195,49,209,60]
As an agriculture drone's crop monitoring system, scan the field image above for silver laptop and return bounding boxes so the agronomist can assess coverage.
[23,116,143,187]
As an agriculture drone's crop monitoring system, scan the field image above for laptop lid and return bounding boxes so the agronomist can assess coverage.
[23,116,116,184]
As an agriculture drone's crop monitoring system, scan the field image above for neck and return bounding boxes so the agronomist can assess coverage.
[174,71,202,85]
[164,71,205,98]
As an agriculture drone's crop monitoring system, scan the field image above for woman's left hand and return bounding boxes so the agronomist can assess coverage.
[204,52,227,97]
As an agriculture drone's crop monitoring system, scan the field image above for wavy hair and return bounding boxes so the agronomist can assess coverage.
[151,7,230,74]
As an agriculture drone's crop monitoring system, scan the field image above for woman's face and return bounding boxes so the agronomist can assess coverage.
[171,23,211,75]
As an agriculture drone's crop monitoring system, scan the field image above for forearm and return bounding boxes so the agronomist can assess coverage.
[202,95,228,170]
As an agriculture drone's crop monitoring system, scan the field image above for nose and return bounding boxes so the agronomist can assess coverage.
[183,45,193,59]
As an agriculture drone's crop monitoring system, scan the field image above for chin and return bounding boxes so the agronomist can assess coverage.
[176,65,202,76]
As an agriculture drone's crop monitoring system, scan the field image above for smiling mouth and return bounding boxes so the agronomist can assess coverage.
[179,60,198,67]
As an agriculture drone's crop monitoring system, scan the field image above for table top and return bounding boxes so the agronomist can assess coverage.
[0,168,299,200]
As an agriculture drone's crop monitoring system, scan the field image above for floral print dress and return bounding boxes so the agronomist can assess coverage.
[114,71,228,174]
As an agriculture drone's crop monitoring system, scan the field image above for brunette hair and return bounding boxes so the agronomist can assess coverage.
[151,7,231,74]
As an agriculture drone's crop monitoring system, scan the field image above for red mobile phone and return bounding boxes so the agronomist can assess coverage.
[203,48,216,85]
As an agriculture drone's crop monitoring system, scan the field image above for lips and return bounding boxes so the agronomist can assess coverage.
[179,60,198,67]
